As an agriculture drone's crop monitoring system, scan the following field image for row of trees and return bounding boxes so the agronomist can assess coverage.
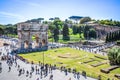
[0,24,17,36]
[72,24,97,39]
[52,24,97,42]
[98,19,120,27]
[52,23,70,42]
[106,30,120,42]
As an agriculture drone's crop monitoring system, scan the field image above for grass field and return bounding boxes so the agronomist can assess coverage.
[48,34,84,44]
[19,47,120,80]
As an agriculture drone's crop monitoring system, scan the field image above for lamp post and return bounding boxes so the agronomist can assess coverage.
[43,51,44,66]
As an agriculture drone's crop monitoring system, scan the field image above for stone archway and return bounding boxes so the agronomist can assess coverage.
[24,40,29,48]
[42,39,46,46]
[33,34,39,48]
[17,22,48,50]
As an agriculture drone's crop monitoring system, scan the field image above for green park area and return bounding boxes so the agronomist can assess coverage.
[48,34,84,44]
[19,47,120,80]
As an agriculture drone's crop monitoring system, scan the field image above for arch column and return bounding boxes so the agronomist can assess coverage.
[28,42,32,49]
[20,42,24,49]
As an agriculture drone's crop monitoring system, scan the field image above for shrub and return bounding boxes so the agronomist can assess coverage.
[108,47,120,65]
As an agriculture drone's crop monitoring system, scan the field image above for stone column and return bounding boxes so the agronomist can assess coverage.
[20,42,24,49]
[28,42,32,49]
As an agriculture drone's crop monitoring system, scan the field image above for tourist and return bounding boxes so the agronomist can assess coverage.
[38,61,41,66]
[36,78,39,80]
[18,69,22,76]
[0,64,2,73]
[15,61,17,67]
[8,66,11,72]
[22,68,25,74]
[26,70,29,77]
[77,72,80,80]
[17,65,20,71]
[65,68,67,75]
[29,71,32,78]
[49,74,53,80]
[68,78,71,80]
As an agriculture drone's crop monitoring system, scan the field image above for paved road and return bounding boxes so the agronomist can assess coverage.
[0,60,96,80]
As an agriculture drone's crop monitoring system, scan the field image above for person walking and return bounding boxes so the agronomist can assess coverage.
[8,66,11,72]
[68,78,71,80]
[49,74,53,80]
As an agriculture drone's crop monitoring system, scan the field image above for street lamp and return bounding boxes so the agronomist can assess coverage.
[43,51,44,66]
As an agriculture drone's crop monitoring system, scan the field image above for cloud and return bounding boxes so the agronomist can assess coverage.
[13,0,40,7]
[27,2,40,7]
[0,11,25,20]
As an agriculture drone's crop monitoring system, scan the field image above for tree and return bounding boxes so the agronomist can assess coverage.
[108,48,120,65]
[0,27,4,35]
[49,23,55,31]
[83,25,90,39]
[25,18,44,23]
[80,17,91,24]
[99,19,120,27]
[119,30,120,40]
[89,28,97,39]
[49,18,54,21]
[106,33,109,43]
[106,30,120,42]
[62,23,70,40]
[37,18,44,23]
[53,19,63,30]
[78,25,83,39]
[69,16,83,24]
[53,28,59,42]
[109,32,112,42]
[72,25,78,34]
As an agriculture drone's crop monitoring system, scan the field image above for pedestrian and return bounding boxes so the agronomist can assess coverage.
[15,61,17,67]
[0,67,2,73]
[17,65,20,71]
[36,78,39,80]
[77,72,80,80]
[68,78,71,80]
[8,66,11,72]
[49,74,53,80]
[30,72,32,78]
[26,70,29,77]
[22,68,25,74]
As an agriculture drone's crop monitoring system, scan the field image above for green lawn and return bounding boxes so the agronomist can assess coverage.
[48,34,84,44]
[19,47,120,80]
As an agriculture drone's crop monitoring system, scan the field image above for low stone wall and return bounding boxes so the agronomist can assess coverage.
[82,58,95,64]
[91,61,107,67]
[94,55,107,60]
[100,65,119,73]
[115,74,120,79]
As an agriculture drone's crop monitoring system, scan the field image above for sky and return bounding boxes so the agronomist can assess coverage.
[0,0,120,24]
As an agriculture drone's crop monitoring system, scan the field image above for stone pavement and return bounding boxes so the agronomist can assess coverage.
[0,60,96,80]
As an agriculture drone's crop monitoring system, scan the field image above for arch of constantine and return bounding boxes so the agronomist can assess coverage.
[17,22,48,50]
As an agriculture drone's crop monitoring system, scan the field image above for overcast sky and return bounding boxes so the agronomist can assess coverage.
[0,0,120,24]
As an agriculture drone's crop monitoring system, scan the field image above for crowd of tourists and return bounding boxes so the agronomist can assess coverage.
[68,42,116,55]
[0,53,84,80]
